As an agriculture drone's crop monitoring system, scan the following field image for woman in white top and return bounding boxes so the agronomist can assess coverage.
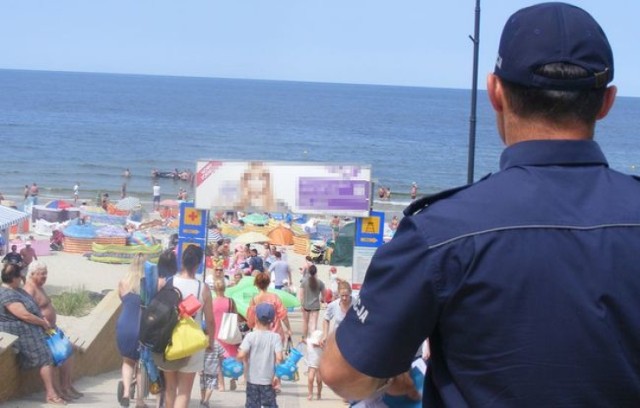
[154,245,215,408]
[321,281,354,344]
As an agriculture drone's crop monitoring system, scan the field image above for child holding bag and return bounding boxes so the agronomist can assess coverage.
[237,303,283,408]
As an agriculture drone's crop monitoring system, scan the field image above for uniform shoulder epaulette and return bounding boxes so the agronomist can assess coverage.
[403,173,492,217]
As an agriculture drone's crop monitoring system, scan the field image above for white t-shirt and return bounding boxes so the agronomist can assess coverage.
[324,296,355,331]
[306,342,323,368]
[240,330,282,385]
[153,185,161,197]
[73,184,79,196]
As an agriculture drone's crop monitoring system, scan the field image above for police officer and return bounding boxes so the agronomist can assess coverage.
[321,3,640,406]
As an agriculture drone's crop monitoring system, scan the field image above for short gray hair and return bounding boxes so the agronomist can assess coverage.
[28,261,47,277]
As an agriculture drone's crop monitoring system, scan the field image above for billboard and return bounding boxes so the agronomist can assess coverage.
[195,160,372,217]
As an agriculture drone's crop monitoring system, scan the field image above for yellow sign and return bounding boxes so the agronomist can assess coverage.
[184,208,202,226]
[360,215,381,234]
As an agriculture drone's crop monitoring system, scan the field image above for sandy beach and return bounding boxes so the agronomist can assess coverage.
[37,243,353,295]
[4,236,352,406]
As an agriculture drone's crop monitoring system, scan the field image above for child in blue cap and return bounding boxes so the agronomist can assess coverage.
[237,303,283,407]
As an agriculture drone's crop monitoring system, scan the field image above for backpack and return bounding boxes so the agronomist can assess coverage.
[139,278,182,353]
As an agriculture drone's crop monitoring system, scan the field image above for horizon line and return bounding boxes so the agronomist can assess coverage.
[0,67,481,93]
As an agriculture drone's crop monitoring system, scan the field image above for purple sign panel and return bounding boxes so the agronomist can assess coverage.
[297,178,371,215]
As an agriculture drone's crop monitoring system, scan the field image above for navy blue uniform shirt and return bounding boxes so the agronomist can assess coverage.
[337,140,640,407]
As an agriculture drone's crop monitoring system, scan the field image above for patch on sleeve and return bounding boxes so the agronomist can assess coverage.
[352,297,369,324]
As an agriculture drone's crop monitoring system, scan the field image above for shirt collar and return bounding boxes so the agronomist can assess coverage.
[500,140,609,170]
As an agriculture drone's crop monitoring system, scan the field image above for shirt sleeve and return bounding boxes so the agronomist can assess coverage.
[335,216,442,378]
[0,288,21,306]
[239,333,251,353]
[324,301,335,322]
[274,296,287,321]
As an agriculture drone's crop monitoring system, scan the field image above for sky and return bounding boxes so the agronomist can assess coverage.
[2,0,639,96]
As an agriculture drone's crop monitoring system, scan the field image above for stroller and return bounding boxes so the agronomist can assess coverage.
[309,241,328,264]
[50,230,64,251]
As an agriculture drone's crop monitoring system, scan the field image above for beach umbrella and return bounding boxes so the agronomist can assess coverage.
[225,277,300,317]
[116,196,141,211]
[232,232,270,245]
[45,200,73,209]
[159,199,179,207]
[241,213,270,226]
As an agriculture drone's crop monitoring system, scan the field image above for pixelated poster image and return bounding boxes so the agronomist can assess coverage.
[195,160,372,217]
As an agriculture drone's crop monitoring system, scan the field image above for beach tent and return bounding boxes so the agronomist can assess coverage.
[32,205,80,223]
[116,196,141,211]
[268,225,294,246]
[330,222,356,267]
[0,206,30,254]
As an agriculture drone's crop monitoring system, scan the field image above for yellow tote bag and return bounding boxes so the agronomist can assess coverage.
[164,317,208,361]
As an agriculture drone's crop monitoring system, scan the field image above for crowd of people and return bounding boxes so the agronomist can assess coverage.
[6,3,638,407]
[109,237,351,408]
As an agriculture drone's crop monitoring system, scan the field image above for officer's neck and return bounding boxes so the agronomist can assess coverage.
[502,114,594,146]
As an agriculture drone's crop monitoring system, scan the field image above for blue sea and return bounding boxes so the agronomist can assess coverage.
[1,69,640,210]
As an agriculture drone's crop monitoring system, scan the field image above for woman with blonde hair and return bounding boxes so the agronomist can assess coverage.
[321,280,354,342]
[116,253,148,408]
[211,277,245,391]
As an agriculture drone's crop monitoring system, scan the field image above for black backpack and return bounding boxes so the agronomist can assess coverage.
[139,278,182,353]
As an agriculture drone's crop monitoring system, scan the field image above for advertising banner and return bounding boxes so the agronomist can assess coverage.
[195,160,372,217]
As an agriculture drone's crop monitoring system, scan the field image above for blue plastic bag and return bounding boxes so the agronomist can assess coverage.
[222,357,244,379]
[45,328,73,366]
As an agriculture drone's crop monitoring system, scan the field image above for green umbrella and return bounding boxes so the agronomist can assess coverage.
[240,213,270,226]
[225,277,300,317]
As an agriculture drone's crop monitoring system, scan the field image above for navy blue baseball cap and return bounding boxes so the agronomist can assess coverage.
[494,2,613,89]
[256,302,275,323]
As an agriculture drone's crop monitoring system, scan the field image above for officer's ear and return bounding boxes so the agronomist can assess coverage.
[596,85,617,121]
[487,74,505,113]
